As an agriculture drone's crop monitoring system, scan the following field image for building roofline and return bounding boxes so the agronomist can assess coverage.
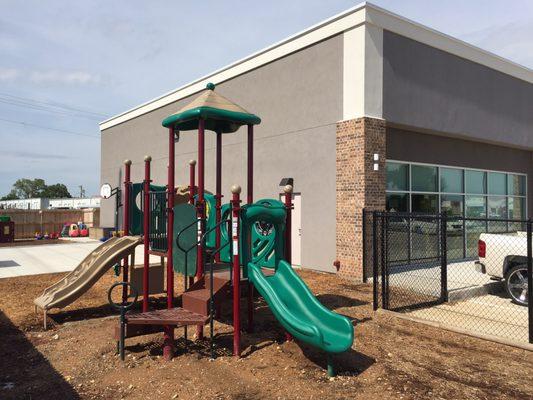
[100,1,533,131]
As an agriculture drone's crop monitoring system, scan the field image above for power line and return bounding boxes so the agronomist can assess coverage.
[0,92,110,120]
[0,117,100,139]
[0,98,104,121]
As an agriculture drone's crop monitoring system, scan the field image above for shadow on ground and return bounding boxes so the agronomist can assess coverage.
[0,311,79,399]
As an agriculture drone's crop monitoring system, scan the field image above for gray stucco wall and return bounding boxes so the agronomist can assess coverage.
[101,34,343,272]
[387,127,532,217]
[383,31,533,150]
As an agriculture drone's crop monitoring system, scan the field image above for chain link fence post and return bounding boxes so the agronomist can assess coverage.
[440,212,448,303]
[527,218,533,343]
[372,211,379,311]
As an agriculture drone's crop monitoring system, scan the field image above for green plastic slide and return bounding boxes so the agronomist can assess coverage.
[248,259,354,353]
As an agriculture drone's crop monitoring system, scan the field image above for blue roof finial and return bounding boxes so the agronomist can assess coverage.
[206,82,215,90]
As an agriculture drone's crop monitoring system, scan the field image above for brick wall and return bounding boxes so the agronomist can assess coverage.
[336,117,386,280]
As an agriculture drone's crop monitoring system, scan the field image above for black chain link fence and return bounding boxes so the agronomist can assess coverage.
[364,210,532,344]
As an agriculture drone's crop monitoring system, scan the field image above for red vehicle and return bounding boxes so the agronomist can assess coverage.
[60,222,89,238]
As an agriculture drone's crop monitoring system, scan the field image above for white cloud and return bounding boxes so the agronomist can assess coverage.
[0,68,20,81]
[30,70,101,84]
[0,68,101,85]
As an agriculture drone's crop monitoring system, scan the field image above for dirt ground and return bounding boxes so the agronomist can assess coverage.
[1,269,532,400]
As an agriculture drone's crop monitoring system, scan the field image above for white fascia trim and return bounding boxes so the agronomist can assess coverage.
[100,2,367,131]
[101,1,533,131]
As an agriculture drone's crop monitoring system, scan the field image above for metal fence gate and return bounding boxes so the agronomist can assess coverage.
[364,210,533,344]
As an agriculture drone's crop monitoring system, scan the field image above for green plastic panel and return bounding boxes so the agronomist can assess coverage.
[128,183,166,235]
[173,203,197,277]
[240,199,286,276]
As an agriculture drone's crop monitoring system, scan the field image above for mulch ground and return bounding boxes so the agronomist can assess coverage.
[0,268,531,399]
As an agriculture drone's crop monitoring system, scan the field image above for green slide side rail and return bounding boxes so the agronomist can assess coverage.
[248,260,354,353]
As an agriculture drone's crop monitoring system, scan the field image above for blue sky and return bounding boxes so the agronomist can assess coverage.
[1,0,532,197]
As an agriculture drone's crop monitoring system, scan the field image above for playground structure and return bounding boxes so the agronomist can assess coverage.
[35,83,353,376]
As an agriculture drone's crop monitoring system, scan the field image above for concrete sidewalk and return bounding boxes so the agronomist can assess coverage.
[0,239,153,278]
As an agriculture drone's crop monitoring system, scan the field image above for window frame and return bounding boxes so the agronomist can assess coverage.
[386,160,528,219]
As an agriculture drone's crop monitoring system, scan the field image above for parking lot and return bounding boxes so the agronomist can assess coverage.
[0,239,154,279]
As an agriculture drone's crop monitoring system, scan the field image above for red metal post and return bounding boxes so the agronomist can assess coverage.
[231,185,242,356]
[246,124,254,332]
[197,119,205,280]
[142,155,152,312]
[189,159,196,204]
[283,184,293,341]
[188,159,196,288]
[215,131,222,262]
[247,125,253,204]
[163,128,176,360]
[196,119,206,339]
[122,159,132,303]
[284,185,293,264]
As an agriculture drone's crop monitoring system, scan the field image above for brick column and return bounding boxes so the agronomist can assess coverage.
[336,117,386,280]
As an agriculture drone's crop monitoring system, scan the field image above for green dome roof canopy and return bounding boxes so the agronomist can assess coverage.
[162,83,261,133]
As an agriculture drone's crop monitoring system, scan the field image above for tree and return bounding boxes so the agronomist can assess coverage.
[11,178,47,199]
[1,179,72,200]
[1,190,19,201]
[41,183,72,198]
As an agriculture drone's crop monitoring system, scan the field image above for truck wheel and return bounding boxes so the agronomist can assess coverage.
[505,264,529,306]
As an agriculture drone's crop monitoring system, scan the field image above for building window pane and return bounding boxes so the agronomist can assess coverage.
[441,195,463,216]
[465,196,486,218]
[465,170,486,194]
[488,196,507,232]
[508,174,526,196]
[386,193,409,212]
[442,194,465,260]
[411,165,437,192]
[488,197,507,218]
[488,172,507,195]
[440,168,463,193]
[411,193,438,213]
[508,197,525,220]
[386,162,409,191]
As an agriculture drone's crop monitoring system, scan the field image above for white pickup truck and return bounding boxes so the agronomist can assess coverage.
[475,232,529,306]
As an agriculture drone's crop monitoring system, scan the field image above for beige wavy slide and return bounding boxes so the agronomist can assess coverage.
[34,236,142,329]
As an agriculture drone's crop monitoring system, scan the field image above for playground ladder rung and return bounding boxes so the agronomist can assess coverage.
[125,307,209,326]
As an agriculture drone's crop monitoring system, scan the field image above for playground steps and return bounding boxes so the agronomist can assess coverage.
[182,274,231,316]
[125,307,209,326]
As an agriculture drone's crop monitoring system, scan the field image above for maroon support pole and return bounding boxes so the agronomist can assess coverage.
[188,159,196,288]
[163,128,176,360]
[215,131,222,262]
[142,155,152,312]
[188,159,196,204]
[197,119,205,280]
[246,124,254,332]
[196,118,206,339]
[122,159,132,303]
[231,185,242,356]
[283,184,293,341]
[284,185,293,264]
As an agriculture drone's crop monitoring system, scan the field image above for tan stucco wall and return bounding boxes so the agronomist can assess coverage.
[101,34,343,272]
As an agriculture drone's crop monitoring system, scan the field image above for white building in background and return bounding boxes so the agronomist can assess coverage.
[0,197,100,210]
[0,198,49,210]
[49,197,101,209]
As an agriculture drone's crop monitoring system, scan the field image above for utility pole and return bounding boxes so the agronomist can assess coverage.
[78,185,85,198]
